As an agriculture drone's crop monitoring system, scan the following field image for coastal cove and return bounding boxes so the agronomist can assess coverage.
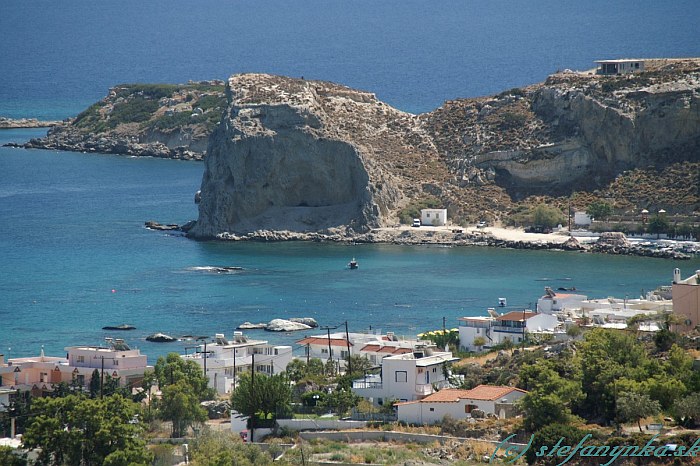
[1,130,698,363]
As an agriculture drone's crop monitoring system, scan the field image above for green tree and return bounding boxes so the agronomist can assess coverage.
[189,430,274,466]
[285,359,307,382]
[0,390,31,437]
[321,388,361,416]
[0,447,26,466]
[159,381,208,438]
[153,353,215,401]
[578,329,650,423]
[230,372,292,424]
[673,392,700,428]
[524,423,591,466]
[89,369,101,398]
[647,214,669,238]
[617,392,660,432]
[530,204,565,229]
[22,394,152,466]
[473,336,487,351]
[518,362,583,431]
[586,201,613,221]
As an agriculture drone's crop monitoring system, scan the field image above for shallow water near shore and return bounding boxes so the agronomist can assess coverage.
[1,130,698,362]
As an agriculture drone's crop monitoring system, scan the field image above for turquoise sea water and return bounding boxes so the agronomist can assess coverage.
[1,130,698,362]
[1,0,699,362]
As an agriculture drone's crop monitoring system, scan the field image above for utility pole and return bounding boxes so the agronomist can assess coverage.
[93,354,117,399]
[250,352,255,443]
[320,325,338,374]
[344,321,352,374]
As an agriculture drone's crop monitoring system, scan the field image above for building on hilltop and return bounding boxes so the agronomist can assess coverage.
[595,59,645,75]
[183,332,292,395]
[672,268,700,332]
[395,385,527,425]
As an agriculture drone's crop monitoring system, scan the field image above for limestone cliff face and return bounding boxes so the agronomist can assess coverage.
[424,59,700,198]
[189,74,430,238]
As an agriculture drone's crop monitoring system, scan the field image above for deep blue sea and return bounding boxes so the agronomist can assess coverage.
[1,0,699,362]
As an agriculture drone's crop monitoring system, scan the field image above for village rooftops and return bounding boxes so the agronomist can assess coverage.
[360,344,413,355]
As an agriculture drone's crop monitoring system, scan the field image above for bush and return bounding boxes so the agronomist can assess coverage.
[108,97,159,127]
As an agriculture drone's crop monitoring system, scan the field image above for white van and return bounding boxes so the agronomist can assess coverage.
[412,218,421,227]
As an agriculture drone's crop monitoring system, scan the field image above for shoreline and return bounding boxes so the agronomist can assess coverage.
[147,221,696,260]
[0,117,62,129]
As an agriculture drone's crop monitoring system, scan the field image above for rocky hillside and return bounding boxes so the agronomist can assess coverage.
[20,81,226,160]
[192,61,698,238]
[12,60,698,235]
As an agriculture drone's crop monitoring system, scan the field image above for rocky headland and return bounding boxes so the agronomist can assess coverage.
[10,59,699,253]
[12,81,226,160]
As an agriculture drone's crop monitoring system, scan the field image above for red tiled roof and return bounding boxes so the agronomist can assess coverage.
[296,337,353,347]
[496,311,538,322]
[418,385,526,403]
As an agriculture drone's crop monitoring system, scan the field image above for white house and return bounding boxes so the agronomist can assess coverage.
[537,287,588,314]
[420,209,447,227]
[595,59,645,75]
[297,331,418,369]
[458,316,495,352]
[458,310,560,351]
[352,345,458,406]
[573,211,592,226]
[184,332,292,395]
[396,385,527,425]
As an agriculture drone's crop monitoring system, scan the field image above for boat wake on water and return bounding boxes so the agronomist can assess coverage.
[185,266,244,274]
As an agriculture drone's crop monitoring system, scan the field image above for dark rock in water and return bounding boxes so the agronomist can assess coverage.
[145,221,180,231]
[102,324,136,331]
[146,333,177,342]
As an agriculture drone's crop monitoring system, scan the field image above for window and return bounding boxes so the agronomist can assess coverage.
[427,213,431,218]
[465,404,478,414]
[432,368,437,373]
[341,350,349,359]
[395,371,407,383]
[40,372,47,383]
[321,348,328,354]
[77,355,85,363]
[429,407,435,412]
[274,349,278,355]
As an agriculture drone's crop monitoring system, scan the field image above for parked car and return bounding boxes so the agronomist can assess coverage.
[412,218,421,227]
[477,221,487,228]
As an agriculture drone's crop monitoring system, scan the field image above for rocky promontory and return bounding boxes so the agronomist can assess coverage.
[191,61,699,239]
[13,81,226,160]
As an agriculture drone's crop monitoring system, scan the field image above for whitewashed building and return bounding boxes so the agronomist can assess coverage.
[458,310,561,351]
[574,211,592,226]
[420,209,447,227]
[595,59,645,75]
[537,287,588,314]
[297,331,418,369]
[396,385,527,425]
[352,345,458,406]
[184,332,292,395]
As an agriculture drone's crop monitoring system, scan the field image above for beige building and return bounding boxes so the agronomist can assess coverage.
[673,268,700,332]
[0,339,150,396]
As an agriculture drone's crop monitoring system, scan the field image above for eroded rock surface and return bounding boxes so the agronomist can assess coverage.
[189,74,433,237]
